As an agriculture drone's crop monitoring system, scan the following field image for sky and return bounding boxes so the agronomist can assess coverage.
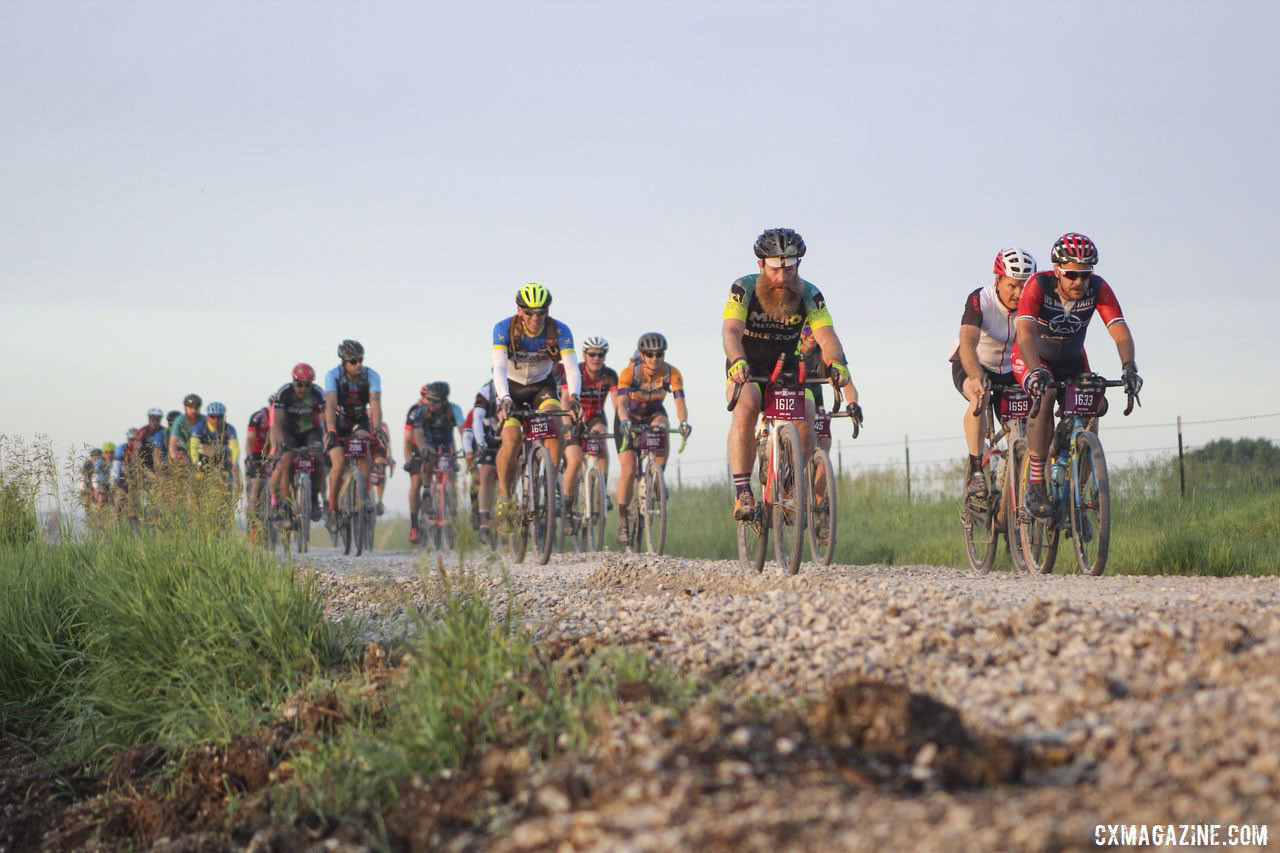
[3,0,1278,510]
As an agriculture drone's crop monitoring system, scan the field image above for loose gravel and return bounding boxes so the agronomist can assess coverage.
[302,547,1280,850]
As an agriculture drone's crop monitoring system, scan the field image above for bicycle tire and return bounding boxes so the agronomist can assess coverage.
[1070,430,1111,576]
[296,474,311,554]
[353,474,366,557]
[511,454,530,564]
[1016,441,1058,574]
[444,480,456,551]
[532,445,556,565]
[586,466,606,551]
[961,464,999,572]
[807,449,837,566]
[643,462,668,555]
[1006,438,1030,572]
[773,423,806,575]
[340,476,353,555]
[736,504,768,573]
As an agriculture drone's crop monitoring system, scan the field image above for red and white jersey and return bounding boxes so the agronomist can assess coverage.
[1016,272,1125,363]
[949,284,1017,374]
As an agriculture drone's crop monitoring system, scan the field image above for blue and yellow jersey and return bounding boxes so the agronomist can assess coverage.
[492,315,576,385]
[190,421,241,466]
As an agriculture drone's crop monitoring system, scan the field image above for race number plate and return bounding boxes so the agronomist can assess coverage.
[583,435,604,455]
[763,386,805,421]
[1063,384,1105,417]
[434,454,456,473]
[814,412,831,438]
[999,388,1031,420]
[522,416,553,441]
[343,438,367,457]
[295,456,315,473]
[634,431,667,453]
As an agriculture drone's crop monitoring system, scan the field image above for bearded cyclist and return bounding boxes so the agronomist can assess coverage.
[168,394,204,463]
[324,340,383,533]
[1014,232,1142,518]
[408,382,463,543]
[950,247,1037,499]
[490,284,581,528]
[723,228,862,522]
[271,364,328,525]
[614,332,690,544]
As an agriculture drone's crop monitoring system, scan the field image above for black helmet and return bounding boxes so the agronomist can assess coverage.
[637,332,668,354]
[753,228,806,260]
[167,410,180,426]
[337,339,365,361]
[426,381,449,402]
[183,393,202,409]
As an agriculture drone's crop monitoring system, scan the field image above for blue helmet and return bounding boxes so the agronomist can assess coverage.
[207,401,227,416]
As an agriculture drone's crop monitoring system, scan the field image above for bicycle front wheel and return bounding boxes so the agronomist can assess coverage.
[1070,430,1111,576]
[296,474,311,553]
[1016,442,1059,574]
[961,463,998,572]
[586,466,606,551]
[773,423,806,575]
[807,449,837,566]
[352,474,367,557]
[531,445,556,565]
[642,462,668,555]
[340,477,354,555]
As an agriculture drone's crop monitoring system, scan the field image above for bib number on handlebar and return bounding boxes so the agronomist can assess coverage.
[763,386,805,421]
[522,416,553,441]
[999,388,1031,420]
[1063,384,1105,417]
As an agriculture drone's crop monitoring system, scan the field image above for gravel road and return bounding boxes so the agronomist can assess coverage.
[301,547,1280,850]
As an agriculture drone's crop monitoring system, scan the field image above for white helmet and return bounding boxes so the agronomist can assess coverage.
[581,336,609,354]
[993,247,1037,280]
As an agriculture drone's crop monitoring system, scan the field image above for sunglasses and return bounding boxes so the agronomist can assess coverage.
[208,414,225,420]
[519,309,548,318]
[1058,269,1093,281]
[641,351,664,359]
[345,358,363,365]
[763,257,799,269]
[584,351,606,358]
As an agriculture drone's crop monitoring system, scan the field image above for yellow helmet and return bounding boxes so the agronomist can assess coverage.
[515,282,551,310]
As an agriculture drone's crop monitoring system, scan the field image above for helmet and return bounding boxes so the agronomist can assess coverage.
[183,393,202,409]
[753,228,806,260]
[1050,232,1098,266]
[637,332,668,354]
[994,247,1037,279]
[426,381,449,402]
[337,339,365,361]
[167,410,180,426]
[581,336,609,354]
[207,402,227,416]
[90,448,103,458]
[147,407,164,419]
[292,362,315,382]
[102,442,116,454]
[515,283,551,310]
[126,428,138,441]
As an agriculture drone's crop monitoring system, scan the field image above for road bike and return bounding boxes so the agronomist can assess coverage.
[335,434,374,556]
[1017,374,1139,576]
[619,422,687,555]
[960,378,1033,572]
[807,399,860,566]
[506,407,573,565]
[415,448,462,552]
[559,424,611,552]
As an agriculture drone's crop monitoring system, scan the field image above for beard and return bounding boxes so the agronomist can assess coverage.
[757,278,802,323]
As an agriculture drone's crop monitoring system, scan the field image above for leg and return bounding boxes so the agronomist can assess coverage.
[562,442,583,502]
[327,446,345,512]
[727,383,762,513]
[496,424,522,498]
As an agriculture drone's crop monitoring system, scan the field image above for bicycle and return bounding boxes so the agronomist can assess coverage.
[506,407,573,565]
[618,422,687,555]
[335,433,373,556]
[728,359,829,575]
[415,448,462,552]
[1016,374,1139,576]
[578,429,611,551]
[807,396,860,566]
[959,378,1032,572]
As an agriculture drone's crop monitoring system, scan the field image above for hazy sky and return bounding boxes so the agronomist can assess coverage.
[4,0,1278,508]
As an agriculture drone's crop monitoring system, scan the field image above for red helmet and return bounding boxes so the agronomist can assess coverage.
[420,384,431,397]
[292,362,316,383]
[1050,232,1098,265]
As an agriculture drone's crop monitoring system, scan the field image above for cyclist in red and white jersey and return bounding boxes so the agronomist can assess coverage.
[559,335,618,528]
[1014,232,1142,517]
[949,247,1036,499]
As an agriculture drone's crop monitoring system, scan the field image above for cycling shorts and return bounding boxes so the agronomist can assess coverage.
[335,413,372,439]
[279,428,322,453]
[1011,352,1090,387]
[503,376,561,428]
[565,414,609,448]
[615,406,667,453]
[951,361,1018,399]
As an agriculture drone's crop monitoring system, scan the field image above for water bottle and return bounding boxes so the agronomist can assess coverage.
[1050,448,1068,490]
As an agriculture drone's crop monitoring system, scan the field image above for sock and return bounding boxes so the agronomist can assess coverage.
[968,454,982,474]
[733,473,752,497]
[1029,455,1045,485]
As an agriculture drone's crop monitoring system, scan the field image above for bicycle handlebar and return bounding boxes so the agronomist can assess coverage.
[1026,376,1139,419]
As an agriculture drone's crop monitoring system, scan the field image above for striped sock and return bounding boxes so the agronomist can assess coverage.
[732,473,752,497]
[1028,455,1045,484]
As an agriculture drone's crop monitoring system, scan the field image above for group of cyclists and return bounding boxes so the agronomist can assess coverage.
[79,226,1142,550]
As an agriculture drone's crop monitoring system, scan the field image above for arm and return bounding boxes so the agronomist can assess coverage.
[1109,321,1135,366]
[369,392,382,433]
[269,409,284,456]
[561,351,581,398]
[324,392,338,433]
[722,317,747,363]
[471,407,487,446]
[811,325,848,367]
[1015,318,1043,373]
[956,325,984,408]
[491,348,511,399]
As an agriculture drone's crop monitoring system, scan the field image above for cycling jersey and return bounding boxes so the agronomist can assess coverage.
[617,361,684,420]
[168,413,205,453]
[189,421,240,466]
[324,365,382,423]
[273,382,326,435]
[577,364,619,422]
[246,407,271,456]
[414,401,459,448]
[461,410,476,454]
[134,424,165,469]
[1015,272,1125,363]
[491,315,580,398]
[724,274,834,369]
[949,284,1018,374]
[472,382,502,446]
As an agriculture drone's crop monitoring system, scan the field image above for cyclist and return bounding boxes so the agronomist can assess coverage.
[244,399,273,533]
[93,445,113,510]
[403,384,431,536]
[614,332,690,544]
[368,421,394,517]
[272,363,327,525]
[80,449,103,512]
[134,408,167,471]
[950,247,1037,499]
[1014,232,1142,517]
[567,334,618,477]
[324,340,383,533]
[168,394,205,463]
[469,379,503,536]
[490,284,581,527]
[723,228,861,521]
[190,402,241,488]
[408,382,463,543]
[112,429,138,490]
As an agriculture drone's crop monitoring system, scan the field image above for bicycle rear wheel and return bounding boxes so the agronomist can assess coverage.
[807,449,837,565]
[1070,430,1111,576]
[352,474,367,557]
[773,423,806,575]
[340,477,353,555]
[642,463,668,555]
[1016,443,1058,574]
[530,445,556,565]
[586,467,606,551]
[296,474,311,554]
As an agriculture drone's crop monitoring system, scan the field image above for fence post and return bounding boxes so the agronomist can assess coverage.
[905,434,912,503]
[1177,415,1185,498]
